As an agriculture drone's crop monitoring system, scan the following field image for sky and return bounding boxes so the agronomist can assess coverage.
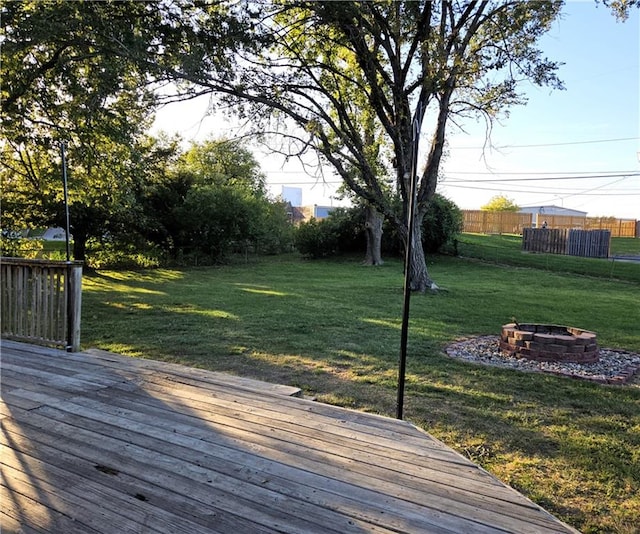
[151,1,640,220]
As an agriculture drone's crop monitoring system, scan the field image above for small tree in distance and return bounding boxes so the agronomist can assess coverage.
[481,195,520,212]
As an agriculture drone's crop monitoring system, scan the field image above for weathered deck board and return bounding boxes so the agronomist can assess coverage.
[1,340,579,533]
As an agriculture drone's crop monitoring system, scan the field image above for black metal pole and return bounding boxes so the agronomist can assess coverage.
[60,142,71,262]
[396,185,416,419]
[397,108,422,420]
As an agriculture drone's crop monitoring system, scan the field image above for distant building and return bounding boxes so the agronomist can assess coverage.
[41,227,71,241]
[284,204,305,224]
[312,205,336,219]
[287,205,337,224]
[281,186,302,207]
[280,188,339,224]
[13,227,72,241]
[519,206,588,229]
[519,205,587,217]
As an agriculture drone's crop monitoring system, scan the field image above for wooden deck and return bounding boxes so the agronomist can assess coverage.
[1,340,579,533]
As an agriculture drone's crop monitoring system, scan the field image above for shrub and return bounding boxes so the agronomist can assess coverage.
[324,207,366,254]
[247,199,295,255]
[171,186,294,263]
[421,194,463,253]
[86,240,163,269]
[0,236,68,260]
[294,218,340,258]
[381,194,463,256]
[294,207,365,258]
[295,196,462,259]
[176,186,252,262]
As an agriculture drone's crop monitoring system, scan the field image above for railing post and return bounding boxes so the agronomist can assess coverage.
[66,262,83,352]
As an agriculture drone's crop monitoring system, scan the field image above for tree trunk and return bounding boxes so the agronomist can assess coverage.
[405,216,438,293]
[363,204,384,265]
[72,231,87,262]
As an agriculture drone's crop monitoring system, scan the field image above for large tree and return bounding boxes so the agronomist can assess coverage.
[4,1,636,286]
[0,1,161,260]
[218,2,563,289]
[112,1,566,290]
[0,0,257,261]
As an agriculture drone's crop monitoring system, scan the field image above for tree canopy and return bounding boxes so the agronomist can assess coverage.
[1,1,163,260]
[481,195,521,212]
[2,0,637,284]
[178,139,267,196]
[141,1,567,290]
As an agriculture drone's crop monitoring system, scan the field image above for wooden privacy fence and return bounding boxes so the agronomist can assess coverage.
[534,215,637,237]
[462,210,533,235]
[522,228,611,258]
[462,210,637,237]
[1,258,83,351]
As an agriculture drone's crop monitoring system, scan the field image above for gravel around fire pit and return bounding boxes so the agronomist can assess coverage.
[446,335,640,386]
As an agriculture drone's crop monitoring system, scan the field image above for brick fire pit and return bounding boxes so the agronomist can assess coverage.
[500,323,599,363]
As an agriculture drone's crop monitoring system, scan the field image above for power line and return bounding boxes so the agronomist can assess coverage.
[267,173,640,184]
[444,169,639,176]
[268,175,640,195]
[442,185,640,196]
[448,136,640,150]
[443,172,640,183]
[267,180,343,185]
[264,171,640,192]
[440,174,640,204]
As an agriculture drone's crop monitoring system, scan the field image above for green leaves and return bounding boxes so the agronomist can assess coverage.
[1,1,165,260]
[481,195,521,212]
[178,138,267,195]
[598,0,640,21]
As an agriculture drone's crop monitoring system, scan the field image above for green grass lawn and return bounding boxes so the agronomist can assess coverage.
[610,236,640,256]
[82,244,640,533]
[457,233,640,283]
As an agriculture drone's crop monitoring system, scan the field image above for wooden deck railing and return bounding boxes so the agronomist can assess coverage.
[1,258,83,351]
